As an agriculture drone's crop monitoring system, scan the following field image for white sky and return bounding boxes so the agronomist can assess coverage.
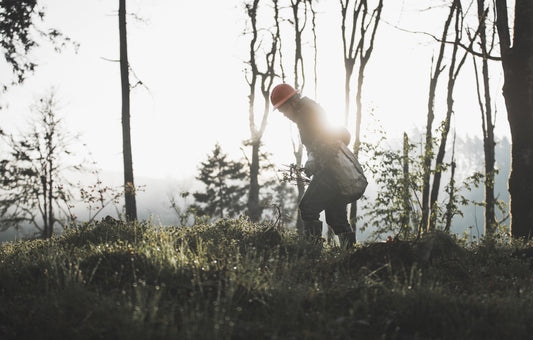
[0,0,511,185]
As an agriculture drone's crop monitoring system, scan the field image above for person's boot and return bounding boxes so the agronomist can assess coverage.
[304,220,324,244]
[338,231,356,249]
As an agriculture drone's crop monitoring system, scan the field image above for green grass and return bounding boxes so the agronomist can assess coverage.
[1,218,533,339]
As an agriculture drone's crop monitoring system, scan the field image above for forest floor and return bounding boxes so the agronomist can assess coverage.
[1,218,533,339]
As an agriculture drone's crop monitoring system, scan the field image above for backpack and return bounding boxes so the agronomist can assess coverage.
[330,142,368,203]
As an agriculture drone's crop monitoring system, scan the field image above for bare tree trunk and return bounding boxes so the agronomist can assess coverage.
[444,133,457,233]
[428,1,466,231]
[47,156,53,238]
[290,0,308,233]
[344,66,354,127]
[245,0,278,222]
[294,143,305,233]
[340,0,362,127]
[245,0,260,222]
[291,0,306,92]
[40,172,49,238]
[472,8,497,236]
[495,0,533,239]
[340,0,383,236]
[248,141,261,221]
[400,132,411,238]
[310,0,318,99]
[473,0,497,236]
[119,0,137,222]
[419,2,456,234]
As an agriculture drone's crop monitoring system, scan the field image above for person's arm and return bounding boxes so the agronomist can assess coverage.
[304,151,317,177]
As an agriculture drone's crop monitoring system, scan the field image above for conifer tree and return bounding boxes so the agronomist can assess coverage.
[192,144,248,220]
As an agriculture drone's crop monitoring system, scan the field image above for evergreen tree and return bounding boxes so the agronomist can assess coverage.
[192,144,248,220]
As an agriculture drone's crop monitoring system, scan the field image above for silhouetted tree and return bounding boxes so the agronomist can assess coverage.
[192,144,248,220]
[470,0,498,236]
[119,0,137,221]
[494,0,533,239]
[288,0,311,233]
[0,91,81,238]
[244,0,279,222]
[428,0,471,231]
[419,2,456,234]
[339,0,383,236]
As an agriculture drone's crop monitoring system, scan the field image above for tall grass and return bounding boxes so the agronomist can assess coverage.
[1,218,533,339]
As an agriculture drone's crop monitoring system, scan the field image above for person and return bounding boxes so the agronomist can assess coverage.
[270,83,367,247]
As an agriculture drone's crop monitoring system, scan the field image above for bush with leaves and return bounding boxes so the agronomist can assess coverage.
[359,133,491,240]
[359,136,422,239]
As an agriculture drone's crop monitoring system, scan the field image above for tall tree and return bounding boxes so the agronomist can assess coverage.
[289,0,309,233]
[339,0,383,236]
[471,1,498,236]
[494,0,533,239]
[0,91,81,238]
[419,2,456,234]
[428,0,471,231]
[119,0,137,222]
[244,0,279,222]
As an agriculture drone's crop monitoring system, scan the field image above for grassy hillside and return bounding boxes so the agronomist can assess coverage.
[1,219,533,339]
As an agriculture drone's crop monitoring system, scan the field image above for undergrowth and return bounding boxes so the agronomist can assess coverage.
[1,218,533,339]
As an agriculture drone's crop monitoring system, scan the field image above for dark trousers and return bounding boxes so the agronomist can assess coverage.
[299,171,353,235]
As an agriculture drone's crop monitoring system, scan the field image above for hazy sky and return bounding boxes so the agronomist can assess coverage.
[1,0,510,184]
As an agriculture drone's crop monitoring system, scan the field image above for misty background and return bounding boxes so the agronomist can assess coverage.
[0,0,512,241]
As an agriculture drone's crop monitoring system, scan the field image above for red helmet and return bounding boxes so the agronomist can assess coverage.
[270,84,299,110]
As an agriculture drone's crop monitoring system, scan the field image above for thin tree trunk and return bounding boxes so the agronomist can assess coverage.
[290,0,307,233]
[475,0,497,236]
[428,2,463,231]
[401,132,411,238]
[245,0,260,222]
[310,0,318,99]
[41,172,49,238]
[248,141,261,221]
[348,66,365,229]
[342,0,383,237]
[344,66,354,127]
[444,133,457,233]
[295,143,305,233]
[47,157,53,238]
[495,0,533,239]
[119,0,137,222]
[245,0,277,222]
[419,2,456,234]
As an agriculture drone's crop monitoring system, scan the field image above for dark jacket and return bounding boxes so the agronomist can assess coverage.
[294,97,367,201]
[294,97,347,175]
